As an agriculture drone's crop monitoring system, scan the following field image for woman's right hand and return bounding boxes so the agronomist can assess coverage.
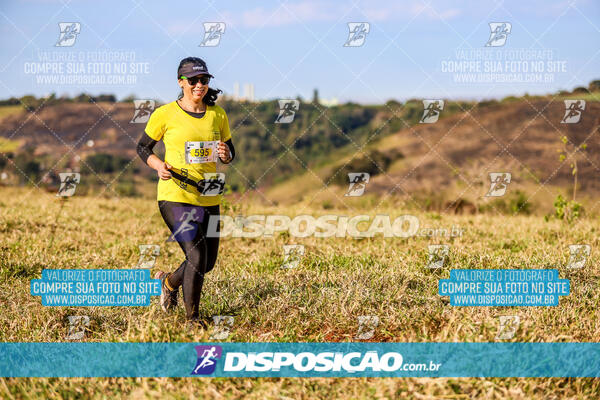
[157,161,172,180]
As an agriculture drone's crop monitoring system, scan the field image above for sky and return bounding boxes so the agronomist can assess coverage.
[1,0,599,104]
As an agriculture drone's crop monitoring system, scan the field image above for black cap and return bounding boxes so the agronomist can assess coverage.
[178,58,214,78]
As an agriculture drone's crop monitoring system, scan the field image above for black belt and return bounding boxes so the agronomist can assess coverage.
[169,167,224,195]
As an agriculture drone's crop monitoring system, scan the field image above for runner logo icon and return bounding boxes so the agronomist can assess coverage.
[561,100,585,124]
[56,22,81,47]
[200,23,225,47]
[485,22,511,47]
[344,22,370,47]
[192,345,223,375]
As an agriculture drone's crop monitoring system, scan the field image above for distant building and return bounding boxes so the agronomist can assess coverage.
[320,97,339,107]
[233,81,255,102]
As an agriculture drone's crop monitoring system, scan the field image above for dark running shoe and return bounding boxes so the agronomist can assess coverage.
[155,271,178,312]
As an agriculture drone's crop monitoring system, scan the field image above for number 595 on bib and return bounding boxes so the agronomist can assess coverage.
[185,141,218,164]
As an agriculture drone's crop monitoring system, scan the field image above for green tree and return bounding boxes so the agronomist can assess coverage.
[588,80,600,92]
[554,135,586,221]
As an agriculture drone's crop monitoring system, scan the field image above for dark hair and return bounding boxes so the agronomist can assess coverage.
[177,57,222,106]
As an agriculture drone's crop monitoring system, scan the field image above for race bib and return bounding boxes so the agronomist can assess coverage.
[185,141,218,164]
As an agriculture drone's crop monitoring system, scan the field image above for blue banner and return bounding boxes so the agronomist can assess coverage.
[30,269,161,306]
[1,343,599,377]
[438,269,570,306]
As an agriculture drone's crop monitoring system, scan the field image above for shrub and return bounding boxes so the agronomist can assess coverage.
[479,190,532,215]
[509,190,531,215]
[84,153,131,174]
[553,194,583,223]
[328,149,400,187]
[114,181,138,197]
[14,152,42,183]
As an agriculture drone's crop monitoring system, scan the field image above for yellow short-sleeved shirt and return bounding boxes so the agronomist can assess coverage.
[144,101,231,206]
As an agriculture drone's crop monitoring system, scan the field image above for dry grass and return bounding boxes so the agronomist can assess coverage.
[1,186,600,398]
[0,105,24,120]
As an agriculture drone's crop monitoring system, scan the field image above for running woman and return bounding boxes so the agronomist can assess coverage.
[136,57,235,326]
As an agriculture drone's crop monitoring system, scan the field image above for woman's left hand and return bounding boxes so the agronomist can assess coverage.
[217,141,232,163]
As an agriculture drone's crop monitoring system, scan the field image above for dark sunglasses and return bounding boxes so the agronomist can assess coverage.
[181,75,211,86]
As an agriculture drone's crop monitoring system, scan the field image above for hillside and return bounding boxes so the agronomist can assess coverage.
[266,97,600,212]
[0,102,143,159]
[0,94,598,213]
[0,98,469,192]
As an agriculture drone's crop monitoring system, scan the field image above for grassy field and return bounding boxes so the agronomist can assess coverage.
[559,92,600,102]
[1,186,600,398]
[0,105,24,120]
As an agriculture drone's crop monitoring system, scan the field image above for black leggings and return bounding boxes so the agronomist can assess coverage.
[158,200,220,319]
